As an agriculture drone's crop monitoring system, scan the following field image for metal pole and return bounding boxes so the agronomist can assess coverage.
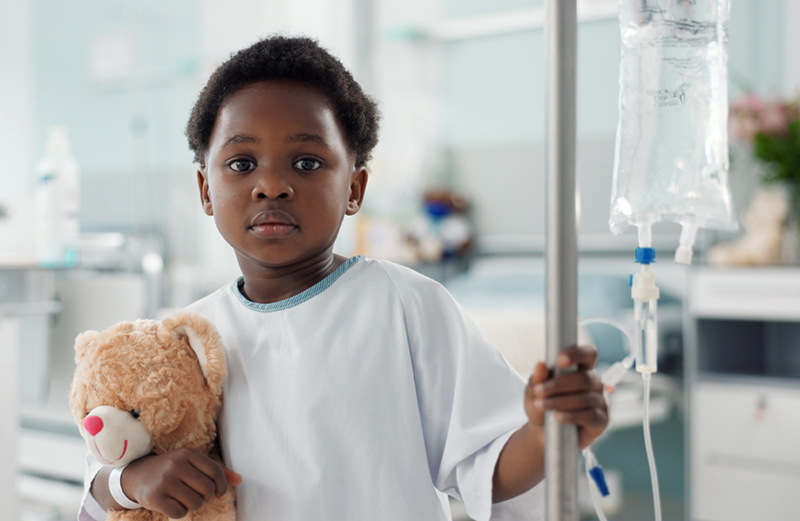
[544,0,579,519]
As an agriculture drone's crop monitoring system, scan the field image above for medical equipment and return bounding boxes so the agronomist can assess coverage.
[610,0,737,265]
[544,0,581,518]
[33,126,80,267]
[629,248,663,521]
[578,1,740,517]
[542,0,734,517]
[580,293,663,521]
[582,447,610,521]
[576,316,631,521]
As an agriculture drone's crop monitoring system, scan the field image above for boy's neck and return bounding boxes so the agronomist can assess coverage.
[237,252,348,304]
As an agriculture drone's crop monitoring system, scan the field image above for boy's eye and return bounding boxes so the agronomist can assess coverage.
[230,159,255,172]
[293,158,321,171]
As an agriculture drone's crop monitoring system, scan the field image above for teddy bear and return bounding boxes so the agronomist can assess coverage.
[707,187,789,266]
[69,310,236,521]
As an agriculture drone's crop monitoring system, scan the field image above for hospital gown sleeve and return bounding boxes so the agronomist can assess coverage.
[78,453,105,521]
[381,263,543,521]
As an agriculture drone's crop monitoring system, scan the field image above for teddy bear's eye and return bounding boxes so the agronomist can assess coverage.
[131,409,141,419]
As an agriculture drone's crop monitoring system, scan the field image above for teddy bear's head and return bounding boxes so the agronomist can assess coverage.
[69,311,226,467]
[742,187,789,231]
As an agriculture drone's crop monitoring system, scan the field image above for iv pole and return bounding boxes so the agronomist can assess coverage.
[544,0,579,519]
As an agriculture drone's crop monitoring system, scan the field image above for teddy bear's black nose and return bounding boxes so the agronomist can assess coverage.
[84,415,104,436]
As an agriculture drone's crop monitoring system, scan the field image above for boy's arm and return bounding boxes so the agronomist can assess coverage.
[89,449,240,518]
[90,466,123,511]
[492,346,607,503]
[491,422,545,503]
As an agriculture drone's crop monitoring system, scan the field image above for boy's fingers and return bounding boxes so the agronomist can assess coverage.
[525,398,546,427]
[526,361,551,409]
[530,361,550,386]
[533,370,602,398]
[171,482,206,512]
[554,407,609,428]
[180,469,217,503]
[535,392,606,412]
[525,364,549,427]
[187,451,229,497]
[160,497,190,520]
[557,345,598,370]
[223,466,243,487]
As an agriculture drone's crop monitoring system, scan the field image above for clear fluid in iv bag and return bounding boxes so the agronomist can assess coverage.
[610,0,737,237]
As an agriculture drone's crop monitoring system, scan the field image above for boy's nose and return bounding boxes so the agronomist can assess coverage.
[84,415,104,436]
[253,170,294,201]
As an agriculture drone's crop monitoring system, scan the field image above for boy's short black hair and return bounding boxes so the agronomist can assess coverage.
[186,36,380,168]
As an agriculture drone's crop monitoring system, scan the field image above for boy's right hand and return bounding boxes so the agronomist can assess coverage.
[121,448,241,519]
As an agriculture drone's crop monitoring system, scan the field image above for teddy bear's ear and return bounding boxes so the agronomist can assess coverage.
[74,330,102,364]
[160,311,226,393]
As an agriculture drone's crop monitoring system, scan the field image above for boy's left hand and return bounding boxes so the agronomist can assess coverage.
[526,345,608,450]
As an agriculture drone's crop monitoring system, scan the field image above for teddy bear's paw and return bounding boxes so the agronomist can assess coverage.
[106,507,167,521]
[182,489,237,521]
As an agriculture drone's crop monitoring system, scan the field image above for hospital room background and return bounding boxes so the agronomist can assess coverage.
[1,0,799,520]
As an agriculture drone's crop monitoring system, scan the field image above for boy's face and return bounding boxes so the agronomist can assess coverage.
[197,80,367,272]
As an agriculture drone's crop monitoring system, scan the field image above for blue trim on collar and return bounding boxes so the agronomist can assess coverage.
[232,256,364,313]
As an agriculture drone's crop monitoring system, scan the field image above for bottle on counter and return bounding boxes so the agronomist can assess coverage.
[33,126,80,267]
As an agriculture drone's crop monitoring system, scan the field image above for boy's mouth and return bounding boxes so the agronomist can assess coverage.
[249,210,298,238]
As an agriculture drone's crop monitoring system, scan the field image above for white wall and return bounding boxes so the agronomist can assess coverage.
[786,0,800,93]
[364,0,445,219]
[0,0,33,198]
[0,0,35,263]
[200,0,358,75]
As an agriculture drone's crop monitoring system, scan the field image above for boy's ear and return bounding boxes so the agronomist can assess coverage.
[197,168,214,216]
[346,166,368,216]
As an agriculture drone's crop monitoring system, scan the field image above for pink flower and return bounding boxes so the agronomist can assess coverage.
[729,93,764,145]
[732,92,765,113]
[758,98,790,137]
[728,92,796,145]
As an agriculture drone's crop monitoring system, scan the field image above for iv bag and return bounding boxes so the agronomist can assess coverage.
[610,0,737,263]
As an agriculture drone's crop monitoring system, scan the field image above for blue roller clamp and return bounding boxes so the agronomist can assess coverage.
[588,465,611,497]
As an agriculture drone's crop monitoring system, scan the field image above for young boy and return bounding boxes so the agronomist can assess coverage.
[80,36,607,521]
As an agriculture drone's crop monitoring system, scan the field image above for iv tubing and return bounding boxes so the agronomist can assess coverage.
[579,315,663,521]
[584,460,609,521]
[642,373,662,521]
[578,316,634,355]
[578,316,635,389]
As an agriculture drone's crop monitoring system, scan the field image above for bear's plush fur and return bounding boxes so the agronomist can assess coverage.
[69,311,235,521]
[707,187,789,266]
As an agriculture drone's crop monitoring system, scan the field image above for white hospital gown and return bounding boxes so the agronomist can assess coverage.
[80,256,543,520]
